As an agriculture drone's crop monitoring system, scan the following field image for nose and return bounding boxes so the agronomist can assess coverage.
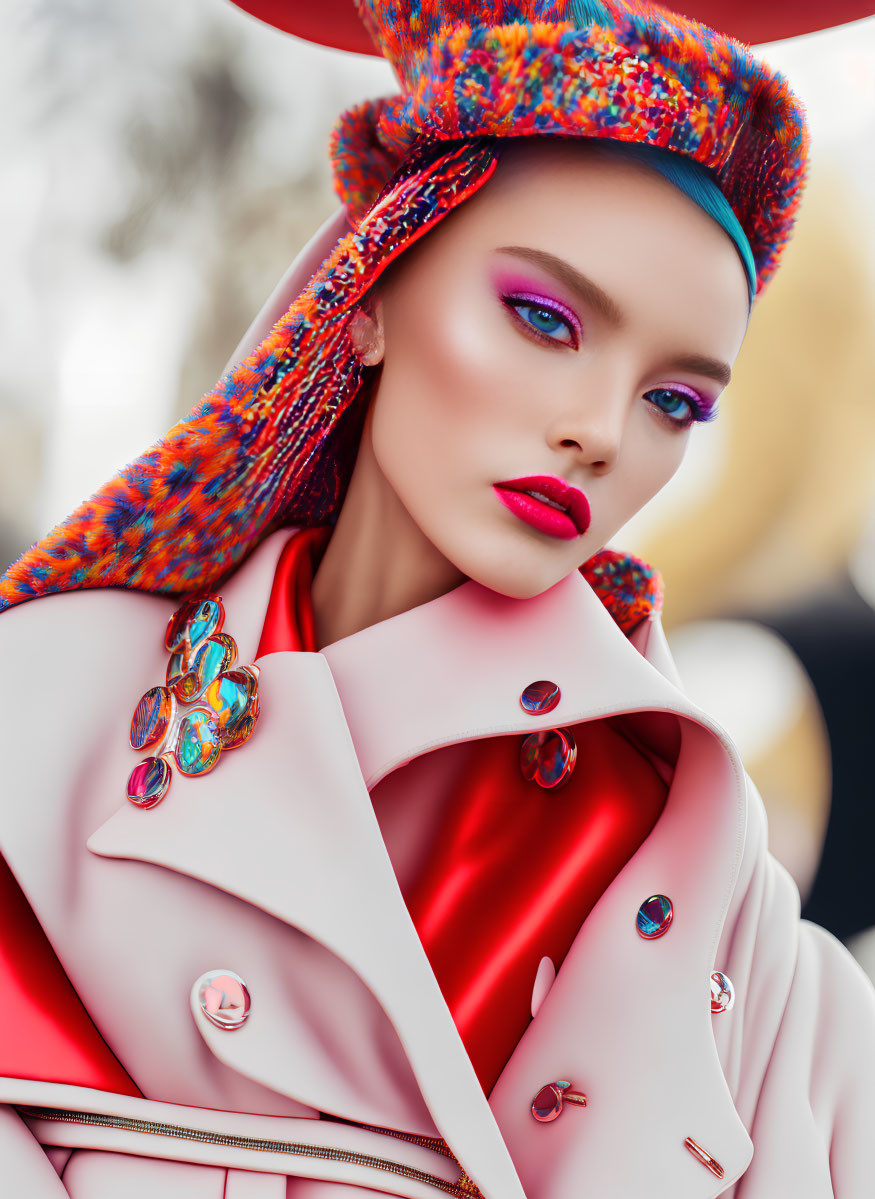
[546,387,628,473]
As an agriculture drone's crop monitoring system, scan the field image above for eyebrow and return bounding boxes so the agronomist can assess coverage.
[666,352,732,389]
[495,244,733,389]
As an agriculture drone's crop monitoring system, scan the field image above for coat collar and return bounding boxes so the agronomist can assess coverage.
[86,530,753,1197]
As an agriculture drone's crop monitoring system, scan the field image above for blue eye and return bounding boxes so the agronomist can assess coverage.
[645,388,692,421]
[504,299,576,346]
[643,386,717,429]
[644,382,719,428]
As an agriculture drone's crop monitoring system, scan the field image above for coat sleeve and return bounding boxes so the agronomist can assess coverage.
[798,919,875,1196]
[0,1105,71,1195]
[720,777,875,1198]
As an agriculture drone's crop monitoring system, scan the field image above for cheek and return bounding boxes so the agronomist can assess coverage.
[615,415,689,518]
[628,417,690,505]
[373,288,520,475]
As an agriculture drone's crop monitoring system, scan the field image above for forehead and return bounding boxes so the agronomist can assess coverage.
[408,140,751,357]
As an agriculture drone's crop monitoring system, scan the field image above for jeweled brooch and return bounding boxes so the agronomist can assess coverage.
[126,597,260,808]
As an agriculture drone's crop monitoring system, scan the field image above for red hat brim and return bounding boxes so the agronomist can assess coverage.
[227,0,874,51]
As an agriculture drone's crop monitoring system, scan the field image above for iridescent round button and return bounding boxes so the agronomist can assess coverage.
[531,1080,587,1122]
[520,680,561,715]
[203,669,259,749]
[174,709,222,776]
[195,970,251,1030]
[130,686,175,751]
[710,971,735,1013]
[636,894,673,939]
[126,756,172,808]
[520,728,577,789]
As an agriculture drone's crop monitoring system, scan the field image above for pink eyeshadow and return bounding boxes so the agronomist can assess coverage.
[490,267,583,339]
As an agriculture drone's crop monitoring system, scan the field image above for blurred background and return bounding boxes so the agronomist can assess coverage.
[1,2,874,973]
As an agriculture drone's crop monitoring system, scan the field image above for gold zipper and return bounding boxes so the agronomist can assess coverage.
[336,1118,458,1159]
[344,1121,483,1194]
[17,1106,482,1197]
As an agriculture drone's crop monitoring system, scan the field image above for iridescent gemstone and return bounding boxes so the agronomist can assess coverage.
[710,971,735,1013]
[195,969,251,1030]
[203,669,259,749]
[211,632,238,664]
[187,599,224,652]
[520,680,561,715]
[173,670,201,703]
[130,686,174,751]
[520,728,577,789]
[189,635,237,698]
[166,649,197,702]
[531,1083,564,1122]
[165,599,201,652]
[164,597,224,656]
[174,709,222,776]
[636,894,673,939]
[126,756,172,808]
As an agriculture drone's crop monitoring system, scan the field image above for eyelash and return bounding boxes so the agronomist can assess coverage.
[501,291,717,431]
[644,384,717,430]
[501,292,581,350]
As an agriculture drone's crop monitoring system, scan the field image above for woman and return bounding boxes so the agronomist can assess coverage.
[1,2,873,1196]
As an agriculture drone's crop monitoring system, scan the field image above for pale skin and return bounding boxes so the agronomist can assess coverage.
[311,140,751,650]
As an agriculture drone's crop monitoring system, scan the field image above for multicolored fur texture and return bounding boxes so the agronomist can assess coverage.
[334,0,809,294]
[0,144,494,613]
[0,135,661,635]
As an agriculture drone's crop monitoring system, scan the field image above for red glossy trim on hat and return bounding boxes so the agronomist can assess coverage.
[227,0,376,53]
[226,0,874,50]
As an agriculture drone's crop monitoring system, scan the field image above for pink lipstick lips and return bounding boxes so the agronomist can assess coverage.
[493,475,591,540]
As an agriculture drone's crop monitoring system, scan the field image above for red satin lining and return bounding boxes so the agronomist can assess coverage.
[256,526,332,658]
[0,852,141,1095]
[404,728,667,1091]
[259,530,669,1093]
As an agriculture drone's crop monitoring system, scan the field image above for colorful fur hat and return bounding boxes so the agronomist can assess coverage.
[0,0,808,622]
[333,0,808,293]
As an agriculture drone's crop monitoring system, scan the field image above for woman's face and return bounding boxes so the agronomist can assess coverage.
[361,140,751,599]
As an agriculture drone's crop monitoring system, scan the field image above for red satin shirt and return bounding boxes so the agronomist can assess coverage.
[258,528,669,1093]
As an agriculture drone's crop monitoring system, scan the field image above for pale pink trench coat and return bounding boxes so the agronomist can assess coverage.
[3,214,875,1197]
[1,523,875,1199]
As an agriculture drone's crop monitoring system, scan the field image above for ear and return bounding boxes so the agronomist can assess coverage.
[348,301,385,366]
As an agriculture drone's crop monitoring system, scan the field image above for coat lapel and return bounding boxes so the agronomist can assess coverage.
[85,533,753,1197]
[321,573,754,1196]
[85,533,524,1197]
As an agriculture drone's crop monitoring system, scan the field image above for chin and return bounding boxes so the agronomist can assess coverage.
[432,519,599,601]
[489,576,563,600]
[455,547,574,601]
